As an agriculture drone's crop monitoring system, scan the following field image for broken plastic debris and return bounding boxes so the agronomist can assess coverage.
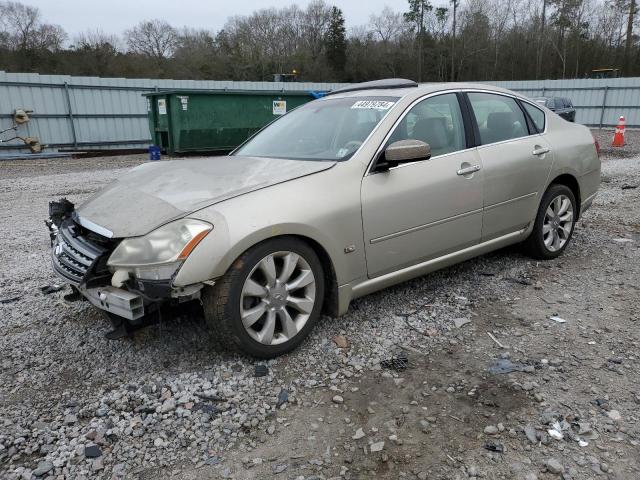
[276,389,289,408]
[548,421,564,440]
[484,441,504,453]
[452,317,471,328]
[0,296,21,304]
[40,284,65,294]
[254,364,269,377]
[380,352,409,371]
[549,315,567,323]
[488,359,527,374]
[577,439,589,447]
[524,424,538,444]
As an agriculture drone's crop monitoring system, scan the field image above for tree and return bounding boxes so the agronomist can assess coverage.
[405,0,433,82]
[370,6,408,42]
[325,6,346,76]
[125,19,178,60]
[536,0,548,79]
[68,30,121,76]
[1,0,640,82]
[624,0,637,72]
[0,1,66,70]
[450,0,458,80]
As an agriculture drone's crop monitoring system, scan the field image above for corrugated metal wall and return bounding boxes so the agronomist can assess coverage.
[0,71,347,153]
[2,71,639,154]
[487,77,640,128]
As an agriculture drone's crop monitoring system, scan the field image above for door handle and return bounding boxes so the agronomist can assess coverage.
[532,146,550,156]
[457,164,481,176]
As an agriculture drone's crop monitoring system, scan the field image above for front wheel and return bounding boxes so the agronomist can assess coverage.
[522,184,577,260]
[202,237,325,358]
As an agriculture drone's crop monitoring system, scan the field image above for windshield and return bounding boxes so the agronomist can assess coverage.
[234,96,398,161]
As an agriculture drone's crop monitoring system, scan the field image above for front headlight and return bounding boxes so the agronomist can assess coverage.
[107,219,212,276]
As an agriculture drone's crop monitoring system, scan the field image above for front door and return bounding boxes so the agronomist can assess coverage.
[361,93,484,277]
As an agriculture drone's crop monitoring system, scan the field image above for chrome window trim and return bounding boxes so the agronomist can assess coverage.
[519,98,548,134]
[365,89,466,176]
[463,89,548,135]
[465,90,548,147]
[474,132,545,151]
[364,87,550,176]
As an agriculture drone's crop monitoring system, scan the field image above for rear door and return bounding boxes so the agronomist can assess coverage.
[361,92,483,277]
[465,92,553,241]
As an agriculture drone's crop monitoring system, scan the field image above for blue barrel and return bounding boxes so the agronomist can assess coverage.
[149,145,161,161]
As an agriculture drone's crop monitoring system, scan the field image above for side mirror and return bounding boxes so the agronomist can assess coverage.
[377,139,431,171]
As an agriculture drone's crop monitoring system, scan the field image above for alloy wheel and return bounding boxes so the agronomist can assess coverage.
[543,194,574,252]
[240,251,316,346]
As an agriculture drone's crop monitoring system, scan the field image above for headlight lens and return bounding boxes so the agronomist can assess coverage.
[107,219,212,268]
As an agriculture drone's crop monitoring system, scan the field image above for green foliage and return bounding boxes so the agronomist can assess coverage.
[0,0,638,81]
[325,6,347,76]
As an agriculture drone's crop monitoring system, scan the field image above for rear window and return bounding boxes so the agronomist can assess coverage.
[467,92,529,145]
[522,102,546,132]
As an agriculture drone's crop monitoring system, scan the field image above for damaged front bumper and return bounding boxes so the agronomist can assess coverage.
[46,199,204,321]
[80,285,145,320]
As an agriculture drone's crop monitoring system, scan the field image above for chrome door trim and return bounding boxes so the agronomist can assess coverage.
[370,208,483,245]
[364,89,467,176]
[352,228,527,298]
[532,146,551,156]
[484,192,538,211]
[364,87,549,176]
[462,88,549,135]
[456,164,481,175]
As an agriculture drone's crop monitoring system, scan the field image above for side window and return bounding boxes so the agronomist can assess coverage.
[388,93,466,157]
[467,92,529,145]
[522,102,546,132]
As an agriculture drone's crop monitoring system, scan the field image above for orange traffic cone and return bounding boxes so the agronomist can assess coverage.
[612,116,625,147]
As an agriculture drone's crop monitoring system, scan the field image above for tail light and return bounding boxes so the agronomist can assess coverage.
[592,133,601,157]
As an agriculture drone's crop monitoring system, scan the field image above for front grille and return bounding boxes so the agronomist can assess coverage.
[52,220,110,285]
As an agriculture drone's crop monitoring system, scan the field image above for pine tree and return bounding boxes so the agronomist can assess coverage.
[325,6,347,77]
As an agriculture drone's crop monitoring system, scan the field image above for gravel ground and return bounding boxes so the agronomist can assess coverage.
[1,130,639,480]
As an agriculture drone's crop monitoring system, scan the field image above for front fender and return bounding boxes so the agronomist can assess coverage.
[173,219,347,287]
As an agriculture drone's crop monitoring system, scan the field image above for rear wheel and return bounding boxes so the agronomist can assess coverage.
[523,184,577,260]
[202,237,325,358]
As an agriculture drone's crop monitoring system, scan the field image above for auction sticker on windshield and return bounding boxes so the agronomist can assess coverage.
[351,100,395,110]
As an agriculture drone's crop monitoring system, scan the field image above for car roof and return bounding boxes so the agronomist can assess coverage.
[327,82,532,103]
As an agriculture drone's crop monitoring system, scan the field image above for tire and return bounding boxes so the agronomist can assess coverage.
[202,237,325,358]
[522,184,577,260]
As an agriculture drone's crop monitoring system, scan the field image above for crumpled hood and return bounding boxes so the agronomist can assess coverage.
[76,156,335,238]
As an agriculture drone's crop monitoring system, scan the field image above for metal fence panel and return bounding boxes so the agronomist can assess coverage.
[488,77,640,127]
[0,71,348,152]
[2,70,640,153]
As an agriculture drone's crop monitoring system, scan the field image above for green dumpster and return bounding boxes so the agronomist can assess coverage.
[143,90,315,155]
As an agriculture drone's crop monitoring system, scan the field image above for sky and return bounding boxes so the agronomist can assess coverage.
[25,0,412,38]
